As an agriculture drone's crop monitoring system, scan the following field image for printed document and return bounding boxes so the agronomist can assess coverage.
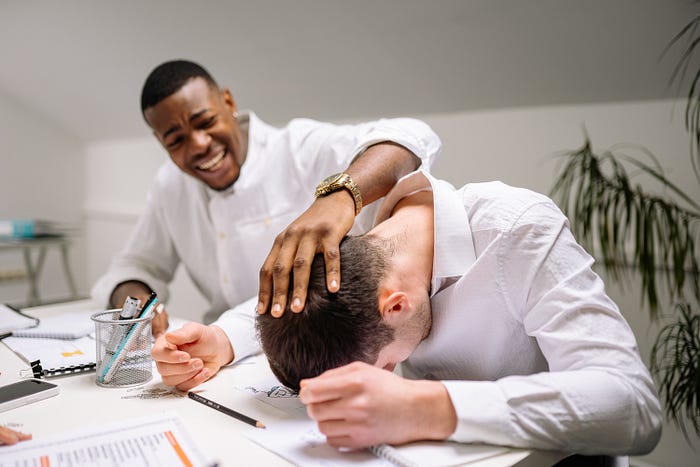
[0,412,211,467]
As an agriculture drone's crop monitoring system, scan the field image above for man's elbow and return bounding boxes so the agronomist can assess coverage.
[626,394,663,455]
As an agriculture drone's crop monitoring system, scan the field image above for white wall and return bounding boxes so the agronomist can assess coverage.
[0,89,84,305]
[83,98,698,466]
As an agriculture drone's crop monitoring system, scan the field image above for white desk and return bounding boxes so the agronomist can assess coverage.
[0,300,568,467]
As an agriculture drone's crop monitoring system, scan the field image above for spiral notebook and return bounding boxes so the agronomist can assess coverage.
[9,309,96,339]
[244,407,509,466]
[0,303,40,334]
[3,335,97,378]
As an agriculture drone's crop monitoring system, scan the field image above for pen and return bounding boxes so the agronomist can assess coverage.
[99,294,159,383]
[188,391,266,429]
[104,296,142,352]
[137,291,158,319]
[120,296,142,319]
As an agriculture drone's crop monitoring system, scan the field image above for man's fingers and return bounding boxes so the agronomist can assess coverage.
[291,238,318,312]
[325,435,359,449]
[258,240,282,314]
[163,322,203,346]
[0,427,32,445]
[300,377,353,404]
[156,358,203,378]
[306,397,361,423]
[270,233,300,318]
[173,367,214,392]
[151,307,169,337]
[322,241,341,293]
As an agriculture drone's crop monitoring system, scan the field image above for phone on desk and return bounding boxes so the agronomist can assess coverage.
[0,379,59,413]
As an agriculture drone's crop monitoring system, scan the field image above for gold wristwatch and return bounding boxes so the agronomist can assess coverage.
[314,173,363,215]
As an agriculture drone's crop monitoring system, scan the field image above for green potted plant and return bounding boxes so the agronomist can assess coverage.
[550,13,700,439]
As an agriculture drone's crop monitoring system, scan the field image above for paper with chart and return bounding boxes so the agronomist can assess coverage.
[0,412,211,467]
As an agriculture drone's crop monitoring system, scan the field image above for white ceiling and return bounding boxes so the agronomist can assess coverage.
[0,0,695,142]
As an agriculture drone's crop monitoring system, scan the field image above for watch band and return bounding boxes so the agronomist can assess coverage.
[314,173,363,215]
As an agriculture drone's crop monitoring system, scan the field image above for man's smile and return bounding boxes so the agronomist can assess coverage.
[197,150,226,171]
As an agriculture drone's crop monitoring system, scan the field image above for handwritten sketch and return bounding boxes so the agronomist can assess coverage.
[244,384,298,398]
[121,385,184,400]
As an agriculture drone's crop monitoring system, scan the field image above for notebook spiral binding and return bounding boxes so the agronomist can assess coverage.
[25,359,97,378]
[368,443,418,467]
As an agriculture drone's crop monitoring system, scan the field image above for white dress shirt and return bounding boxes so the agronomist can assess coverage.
[91,112,441,325]
[215,169,661,455]
[380,171,661,455]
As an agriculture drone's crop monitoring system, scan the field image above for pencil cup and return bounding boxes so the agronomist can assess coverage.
[91,309,153,388]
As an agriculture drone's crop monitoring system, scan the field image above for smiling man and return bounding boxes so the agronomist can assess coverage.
[91,60,441,350]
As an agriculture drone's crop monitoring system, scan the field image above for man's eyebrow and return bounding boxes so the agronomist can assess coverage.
[161,109,212,140]
[189,108,210,121]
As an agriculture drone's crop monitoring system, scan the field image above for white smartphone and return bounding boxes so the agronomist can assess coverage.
[0,379,59,413]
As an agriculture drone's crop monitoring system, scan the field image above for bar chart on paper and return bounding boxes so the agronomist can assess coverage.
[0,413,211,467]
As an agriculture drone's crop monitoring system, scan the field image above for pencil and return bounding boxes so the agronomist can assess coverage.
[188,391,266,429]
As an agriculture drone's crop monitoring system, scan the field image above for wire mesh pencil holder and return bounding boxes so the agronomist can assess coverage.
[91,309,153,388]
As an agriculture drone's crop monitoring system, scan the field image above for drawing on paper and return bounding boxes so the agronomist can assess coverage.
[244,385,299,398]
[121,386,184,400]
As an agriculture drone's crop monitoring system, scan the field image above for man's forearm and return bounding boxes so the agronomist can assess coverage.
[345,142,421,207]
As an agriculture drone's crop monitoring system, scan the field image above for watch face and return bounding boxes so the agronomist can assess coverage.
[323,173,343,185]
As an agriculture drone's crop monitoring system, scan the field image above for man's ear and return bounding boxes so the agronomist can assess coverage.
[378,290,409,324]
[221,88,236,113]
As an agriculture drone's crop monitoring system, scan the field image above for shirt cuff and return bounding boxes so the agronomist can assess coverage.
[442,380,512,445]
[212,297,261,364]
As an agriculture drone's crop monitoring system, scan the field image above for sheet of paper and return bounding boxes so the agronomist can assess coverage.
[232,361,306,416]
[246,418,509,467]
[0,304,38,334]
[236,355,509,466]
[245,418,389,466]
[4,335,96,370]
[10,309,98,339]
[0,412,211,467]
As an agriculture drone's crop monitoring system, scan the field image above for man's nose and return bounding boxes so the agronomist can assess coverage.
[189,130,211,151]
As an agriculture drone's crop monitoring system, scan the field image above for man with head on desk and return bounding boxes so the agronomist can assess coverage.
[154,169,662,459]
[90,59,441,337]
[254,170,663,459]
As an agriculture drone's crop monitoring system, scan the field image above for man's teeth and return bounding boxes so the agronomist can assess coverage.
[198,151,225,170]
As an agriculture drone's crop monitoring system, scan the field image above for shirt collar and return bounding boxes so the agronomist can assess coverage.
[374,170,476,296]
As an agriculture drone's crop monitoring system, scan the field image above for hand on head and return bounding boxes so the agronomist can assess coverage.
[151,322,234,391]
[257,192,355,318]
[0,426,31,445]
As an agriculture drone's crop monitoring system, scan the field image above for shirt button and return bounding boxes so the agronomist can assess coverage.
[218,232,225,240]
[264,218,272,226]
[222,275,229,284]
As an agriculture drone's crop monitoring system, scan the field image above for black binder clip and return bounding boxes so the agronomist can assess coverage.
[30,360,44,378]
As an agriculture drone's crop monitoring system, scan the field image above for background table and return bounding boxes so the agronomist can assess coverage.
[0,236,78,306]
[0,300,567,466]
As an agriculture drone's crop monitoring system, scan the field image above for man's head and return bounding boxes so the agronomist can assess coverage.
[141,60,246,191]
[256,234,430,390]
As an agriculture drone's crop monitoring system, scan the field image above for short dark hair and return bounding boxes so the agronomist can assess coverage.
[140,60,218,114]
[256,235,395,391]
